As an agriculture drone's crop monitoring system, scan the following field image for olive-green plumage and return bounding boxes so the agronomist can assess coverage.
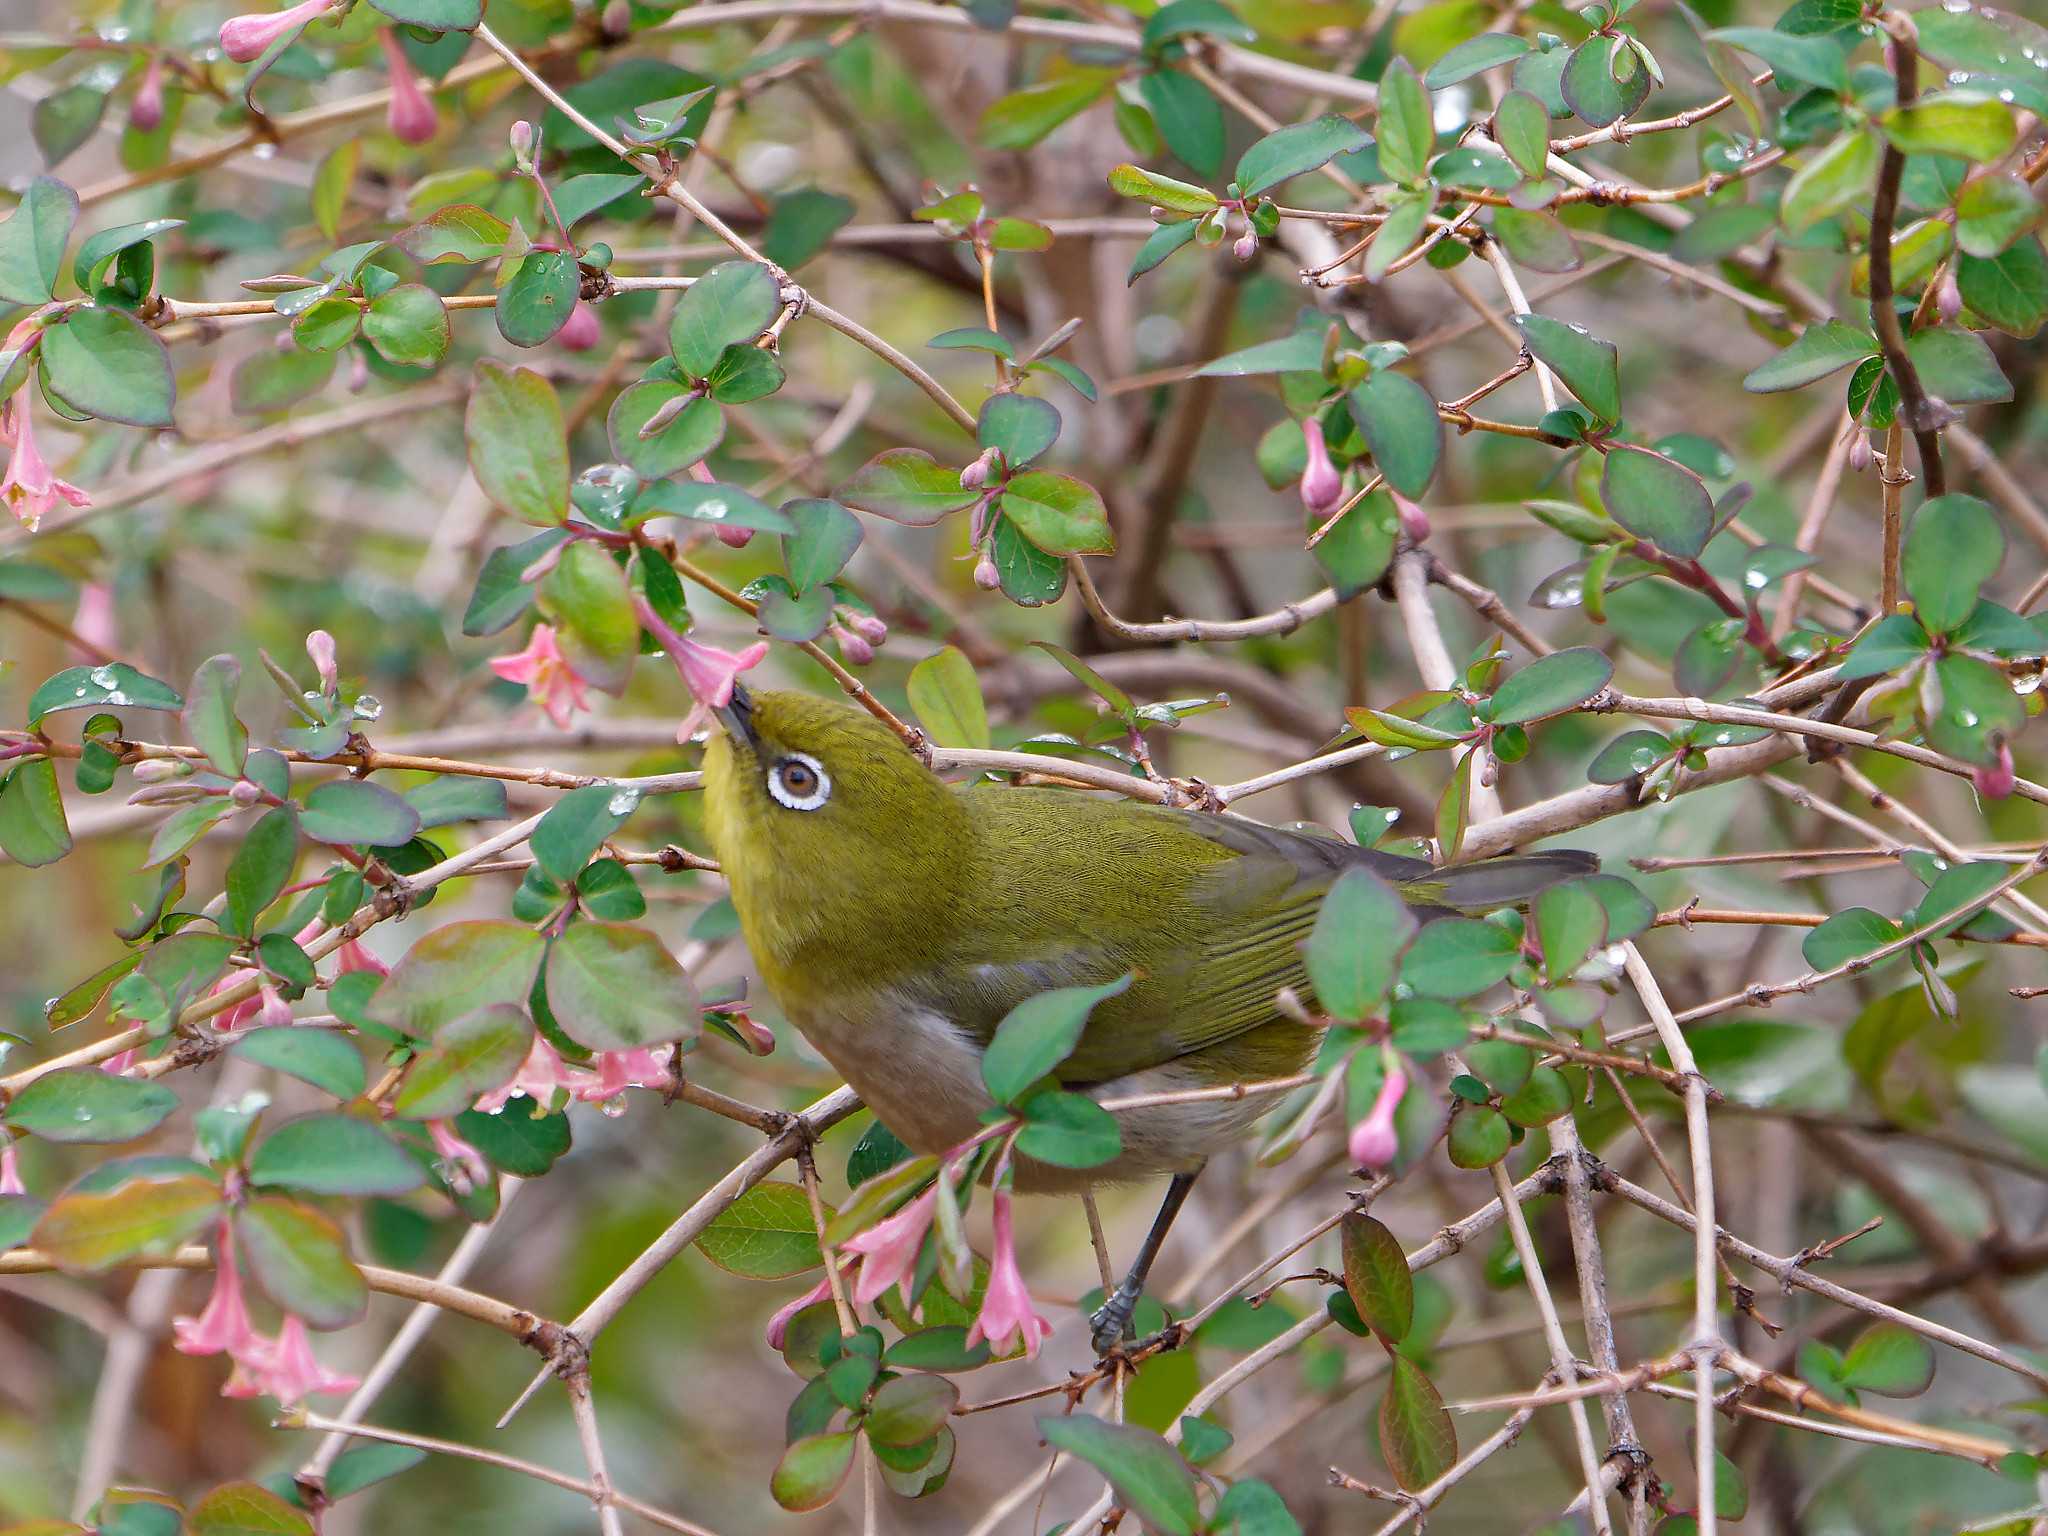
[702,689,1593,1190]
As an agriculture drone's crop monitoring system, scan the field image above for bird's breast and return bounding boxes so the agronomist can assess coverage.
[791,995,994,1156]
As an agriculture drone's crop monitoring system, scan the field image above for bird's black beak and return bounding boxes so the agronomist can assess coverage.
[714,681,762,755]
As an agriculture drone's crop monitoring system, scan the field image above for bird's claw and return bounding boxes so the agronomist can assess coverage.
[1088,1286,1140,1357]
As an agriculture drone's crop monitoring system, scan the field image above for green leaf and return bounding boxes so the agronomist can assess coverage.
[1535,880,1607,977]
[1882,92,2016,162]
[1366,192,1431,280]
[549,173,641,230]
[232,1027,366,1101]
[225,808,297,936]
[1601,445,1713,559]
[366,921,547,1038]
[235,1196,368,1329]
[1959,238,2048,338]
[0,758,71,868]
[5,1069,177,1144]
[1513,314,1620,424]
[771,1432,859,1513]
[1235,115,1373,196]
[1107,163,1219,214]
[838,449,979,525]
[187,1482,314,1536]
[393,203,510,264]
[1141,71,1224,179]
[1315,485,1400,599]
[1400,918,1519,999]
[1037,1415,1199,1536]
[462,530,564,637]
[1014,1088,1123,1168]
[1128,217,1199,283]
[541,540,640,694]
[465,362,567,525]
[366,0,481,25]
[291,297,360,355]
[454,1104,571,1175]
[782,498,863,590]
[393,1003,533,1120]
[1375,62,1435,186]
[930,327,1015,360]
[231,345,335,415]
[999,472,1115,555]
[1447,1102,1513,1167]
[1347,371,1442,498]
[1483,646,1613,724]
[1905,325,2012,405]
[1955,174,2041,259]
[323,1443,428,1501]
[299,781,420,849]
[1306,868,1416,1021]
[403,776,508,830]
[1561,34,1649,128]
[1801,908,1901,971]
[1743,320,1876,392]
[1501,1066,1573,1126]
[1342,1211,1414,1342]
[495,249,578,348]
[1492,207,1580,274]
[248,1114,426,1197]
[1840,1322,1936,1397]
[1903,493,2002,635]
[867,1373,958,1447]
[1494,90,1552,180]
[982,977,1133,1105]
[1196,329,1328,377]
[977,393,1061,466]
[545,921,701,1052]
[604,385,723,481]
[695,1180,825,1279]
[1781,129,1882,234]
[706,344,785,404]
[762,188,856,269]
[532,783,632,885]
[907,647,990,749]
[991,513,1068,605]
[1143,0,1257,49]
[0,176,78,304]
[1378,1355,1458,1489]
[1706,26,1847,91]
[28,663,181,726]
[1427,33,1533,88]
[180,655,246,778]
[30,1175,221,1273]
[42,305,175,427]
[979,68,1119,150]
[670,261,781,377]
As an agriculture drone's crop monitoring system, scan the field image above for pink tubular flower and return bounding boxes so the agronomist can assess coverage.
[1298,416,1342,517]
[1349,1066,1407,1171]
[1974,738,2016,800]
[1,387,92,532]
[630,595,769,743]
[130,54,166,132]
[966,1186,1053,1359]
[173,1223,262,1359]
[71,582,118,662]
[0,1139,23,1197]
[333,937,389,978]
[240,1315,360,1407]
[379,30,438,144]
[842,1188,937,1309]
[473,1036,676,1114]
[556,299,601,352]
[489,623,592,731]
[219,0,335,63]
[428,1119,490,1194]
[765,1272,837,1349]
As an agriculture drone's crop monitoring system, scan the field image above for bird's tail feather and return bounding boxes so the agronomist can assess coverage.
[1400,849,1600,914]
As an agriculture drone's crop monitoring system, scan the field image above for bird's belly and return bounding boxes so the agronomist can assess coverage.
[791,1002,1277,1193]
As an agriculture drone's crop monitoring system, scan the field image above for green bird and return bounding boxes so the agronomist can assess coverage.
[702,686,1595,1349]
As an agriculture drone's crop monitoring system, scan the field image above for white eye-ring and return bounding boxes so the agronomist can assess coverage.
[767,752,832,811]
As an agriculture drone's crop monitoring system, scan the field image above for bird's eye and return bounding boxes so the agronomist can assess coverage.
[767,752,832,812]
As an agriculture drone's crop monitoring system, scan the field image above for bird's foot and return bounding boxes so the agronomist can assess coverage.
[1088,1283,1142,1357]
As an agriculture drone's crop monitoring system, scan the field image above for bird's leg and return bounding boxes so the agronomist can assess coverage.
[1088,1166,1203,1356]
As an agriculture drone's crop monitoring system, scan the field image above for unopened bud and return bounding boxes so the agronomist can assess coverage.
[1297,417,1342,516]
[1974,738,2016,800]
[601,0,631,36]
[1848,434,1873,473]
[555,298,601,351]
[1233,232,1258,261]
[847,612,888,646]
[714,525,754,548]
[1935,269,1963,323]
[1396,494,1431,544]
[129,54,166,132]
[509,120,536,172]
[306,629,339,694]
[230,779,262,806]
[131,757,186,783]
[835,625,875,665]
[973,555,1001,590]
[959,447,1000,490]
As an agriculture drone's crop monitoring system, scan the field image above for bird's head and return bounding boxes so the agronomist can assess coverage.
[700,686,970,988]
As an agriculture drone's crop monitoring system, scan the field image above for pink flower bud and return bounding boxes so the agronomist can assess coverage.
[219,0,334,64]
[1974,738,2015,800]
[714,524,755,548]
[509,119,536,168]
[1348,1066,1407,1171]
[1233,232,1258,261]
[959,448,999,490]
[131,758,186,783]
[1396,493,1431,544]
[601,0,631,37]
[847,611,888,646]
[379,30,438,145]
[230,780,262,807]
[305,629,338,694]
[130,54,166,132]
[1936,270,1963,324]
[1297,416,1342,516]
[555,298,601,351]
[973,555,1001,590]
[835,625,875,665]
[1848,434,1872,473]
